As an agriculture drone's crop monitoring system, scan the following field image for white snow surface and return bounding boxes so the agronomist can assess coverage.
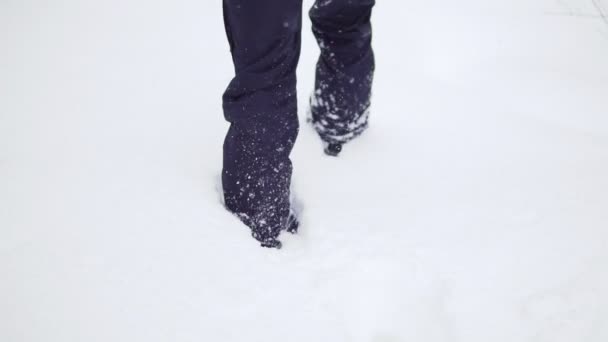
[2,0,608,341]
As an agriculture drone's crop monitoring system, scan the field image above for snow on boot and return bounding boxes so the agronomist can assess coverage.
[259,237,282,249]
[284,212,300,234]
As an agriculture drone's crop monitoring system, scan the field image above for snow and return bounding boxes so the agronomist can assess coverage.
[1,0,608,341]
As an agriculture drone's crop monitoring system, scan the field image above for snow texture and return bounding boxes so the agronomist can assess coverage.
[1,0,608,341]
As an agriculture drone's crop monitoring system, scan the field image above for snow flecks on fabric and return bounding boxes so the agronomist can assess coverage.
[313,0,334,10]
[309,75,373,144]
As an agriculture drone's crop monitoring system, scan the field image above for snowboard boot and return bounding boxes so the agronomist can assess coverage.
[252,210,300,249]
[283,211,300,234]
[324,142,343,157]
[251,228,283,249]
[307,94,369,157]
[259,236,282,249]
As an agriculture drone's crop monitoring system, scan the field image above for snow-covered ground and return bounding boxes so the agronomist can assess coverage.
[2,0,608,341]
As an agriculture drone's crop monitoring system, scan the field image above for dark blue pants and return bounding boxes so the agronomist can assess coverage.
[222,0,375,241]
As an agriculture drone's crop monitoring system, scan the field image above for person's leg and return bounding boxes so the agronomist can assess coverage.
[222,0,302,247]
[309,0,375,154]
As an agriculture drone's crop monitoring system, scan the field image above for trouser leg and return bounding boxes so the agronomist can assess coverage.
[222,0,302,241]
[309,0,375,144]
